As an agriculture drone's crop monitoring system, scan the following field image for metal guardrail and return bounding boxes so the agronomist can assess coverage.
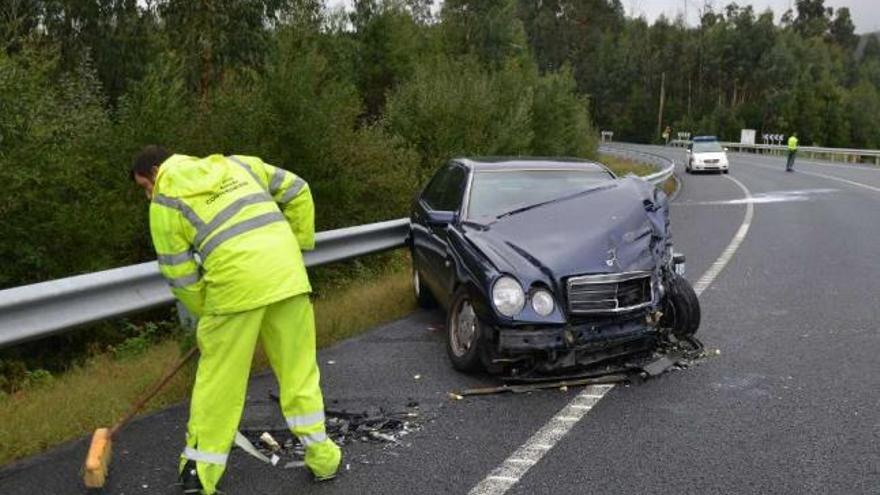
[669,139,880,165]
[721,142,880,165]
[0,219,410,348]
[599,144,676,185]
[0,150,672,349]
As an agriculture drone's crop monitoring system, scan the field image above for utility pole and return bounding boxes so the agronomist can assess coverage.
[657,71,666,141]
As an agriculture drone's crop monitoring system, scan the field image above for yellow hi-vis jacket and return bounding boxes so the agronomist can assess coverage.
[788,135,798,151]
[149,154,314,317]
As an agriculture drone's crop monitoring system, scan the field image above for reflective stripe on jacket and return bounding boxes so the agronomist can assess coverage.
[788,136,798,151]
[150,154,315,316]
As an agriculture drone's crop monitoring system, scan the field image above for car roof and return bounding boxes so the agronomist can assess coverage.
[454,157,609,172]
[692,135,719,142]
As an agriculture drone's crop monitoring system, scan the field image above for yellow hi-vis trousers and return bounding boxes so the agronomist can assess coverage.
[179,293,341,494]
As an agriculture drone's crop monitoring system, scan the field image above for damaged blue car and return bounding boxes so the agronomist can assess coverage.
[409,157,700,376]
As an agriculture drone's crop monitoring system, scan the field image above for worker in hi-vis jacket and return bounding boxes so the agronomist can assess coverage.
[131,145,340,494]
[786,133,798,172]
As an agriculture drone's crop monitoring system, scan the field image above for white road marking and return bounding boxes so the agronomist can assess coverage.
[675,188,837,206]
[468,174,755,495]
[792,170,880,194]
[731,152,880,173]
[741,157,880,194]
[468,384,614,495]
[691,175,754,296]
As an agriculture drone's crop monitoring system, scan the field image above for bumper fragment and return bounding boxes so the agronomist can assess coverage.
[497,317,655,353]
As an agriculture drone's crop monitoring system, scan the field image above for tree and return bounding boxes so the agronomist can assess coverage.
[441,0,529,68]
[793,0,831,39]
[829,7,857,50]
[350,2,424,118]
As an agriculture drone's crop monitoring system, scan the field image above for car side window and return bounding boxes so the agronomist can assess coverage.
[422,164,467,212]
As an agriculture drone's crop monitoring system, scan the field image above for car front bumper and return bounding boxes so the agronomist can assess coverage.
[693,162,729,171]
[494,313,660,373]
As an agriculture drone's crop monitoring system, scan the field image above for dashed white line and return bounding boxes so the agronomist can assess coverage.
[468,384,615,495]
[467,173,756,495]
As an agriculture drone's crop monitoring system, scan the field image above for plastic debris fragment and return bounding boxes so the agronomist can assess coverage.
[260,432,281,452]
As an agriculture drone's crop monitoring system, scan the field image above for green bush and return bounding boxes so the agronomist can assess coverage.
[0,49,139,288]
[385,56,531,181]
[531,66,597,157]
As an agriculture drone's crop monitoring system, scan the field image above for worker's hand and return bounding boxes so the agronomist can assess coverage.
[176,301,199,331]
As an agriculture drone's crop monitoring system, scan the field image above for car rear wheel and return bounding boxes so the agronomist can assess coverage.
[446,289,484,372]
[661,274,701,338]
[412,268,436,309]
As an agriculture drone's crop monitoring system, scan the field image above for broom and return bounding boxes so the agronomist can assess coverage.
[83,346,198,488]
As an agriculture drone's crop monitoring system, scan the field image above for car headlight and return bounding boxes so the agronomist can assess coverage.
[531,289,555,316]
[492,276,525,317]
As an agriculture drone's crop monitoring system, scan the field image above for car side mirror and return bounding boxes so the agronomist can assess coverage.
[724,147,729,152]
[426,210,456,226]
[686,149,691,154]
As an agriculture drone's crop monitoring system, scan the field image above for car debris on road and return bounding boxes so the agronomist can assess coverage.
[240,396,425,468]
[451,335,716,397]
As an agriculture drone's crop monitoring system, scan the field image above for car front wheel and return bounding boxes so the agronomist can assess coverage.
[446,288,484,372]
[661,274,701,338]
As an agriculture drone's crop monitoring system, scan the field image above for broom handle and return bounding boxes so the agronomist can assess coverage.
[110,346,199,437]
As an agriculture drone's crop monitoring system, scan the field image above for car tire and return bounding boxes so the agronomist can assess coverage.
[723,170,729,174]
[412,268,436,309]
[662,274,701,338]
[446,288,484,372]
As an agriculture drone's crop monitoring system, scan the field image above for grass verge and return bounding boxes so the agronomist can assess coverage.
[0,260,415,465]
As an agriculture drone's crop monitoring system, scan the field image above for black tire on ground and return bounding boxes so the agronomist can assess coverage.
[445,288,485,372]
[723,170,730,174]
[412,268,436,309]
[662,274,701,338]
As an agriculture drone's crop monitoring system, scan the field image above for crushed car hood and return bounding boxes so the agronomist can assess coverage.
[462,177,669,289]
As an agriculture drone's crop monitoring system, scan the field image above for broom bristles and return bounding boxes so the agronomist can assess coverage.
[83,428,112,488]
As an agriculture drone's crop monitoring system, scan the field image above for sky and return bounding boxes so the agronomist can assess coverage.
[625,1,879,33]
[327,0,879,34]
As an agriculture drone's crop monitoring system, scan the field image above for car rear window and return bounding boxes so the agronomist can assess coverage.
[467,169,613,219]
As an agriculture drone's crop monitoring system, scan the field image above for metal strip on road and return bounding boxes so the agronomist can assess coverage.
[468,172,756,495]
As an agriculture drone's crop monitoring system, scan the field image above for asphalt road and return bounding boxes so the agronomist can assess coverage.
[2,145,879,494]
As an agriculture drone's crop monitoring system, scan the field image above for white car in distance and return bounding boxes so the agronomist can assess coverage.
[686,136,729,174]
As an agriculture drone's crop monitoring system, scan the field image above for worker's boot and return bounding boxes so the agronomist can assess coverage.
[305,439,342,482]
[179,460,203,494]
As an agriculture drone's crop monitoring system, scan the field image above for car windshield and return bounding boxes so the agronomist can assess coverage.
[693,141,723,153]
[467,169,613,219]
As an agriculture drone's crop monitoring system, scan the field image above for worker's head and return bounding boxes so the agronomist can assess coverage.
[131,145,171,199]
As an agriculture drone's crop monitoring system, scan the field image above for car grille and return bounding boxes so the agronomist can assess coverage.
[567,272,654,314]
[704,159,720,164]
